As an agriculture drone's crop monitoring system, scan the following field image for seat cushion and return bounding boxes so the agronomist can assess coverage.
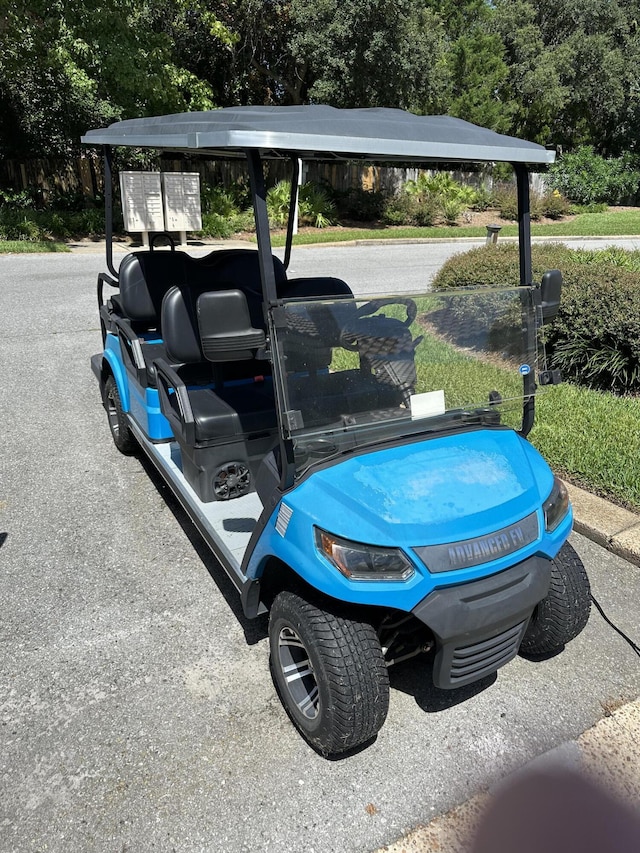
[187,383,277,444]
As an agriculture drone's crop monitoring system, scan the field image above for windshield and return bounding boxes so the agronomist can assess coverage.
[272,287,540,474]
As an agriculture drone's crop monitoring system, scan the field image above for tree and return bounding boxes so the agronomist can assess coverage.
[489,0,640,152]
[491,0,568,145]
[0,0,218,156]
[288,0,448,112]
[446,32,511,132]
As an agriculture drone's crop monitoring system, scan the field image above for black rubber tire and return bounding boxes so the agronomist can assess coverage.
[104,375,136,455]
[269,591,389,756]
[520,541,591,657]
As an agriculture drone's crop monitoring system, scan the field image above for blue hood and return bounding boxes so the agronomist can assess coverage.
[291,429,553,547]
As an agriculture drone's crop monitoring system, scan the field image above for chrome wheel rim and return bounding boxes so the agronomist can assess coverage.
[106,387,120,438]
[277,626,319,720]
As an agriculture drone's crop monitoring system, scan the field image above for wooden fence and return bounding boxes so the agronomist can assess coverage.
[0,154,546,202]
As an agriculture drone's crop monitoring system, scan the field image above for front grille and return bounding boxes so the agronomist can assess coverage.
[450,619,527,684]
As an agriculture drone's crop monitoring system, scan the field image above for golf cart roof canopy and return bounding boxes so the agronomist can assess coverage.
[82,105,555,166]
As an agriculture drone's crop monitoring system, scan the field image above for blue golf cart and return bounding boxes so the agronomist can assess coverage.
[84,106,590,755]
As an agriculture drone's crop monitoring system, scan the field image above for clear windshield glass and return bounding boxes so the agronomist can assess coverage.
[272,287,539,473]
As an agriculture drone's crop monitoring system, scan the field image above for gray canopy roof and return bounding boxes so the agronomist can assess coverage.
[82,105,554,165]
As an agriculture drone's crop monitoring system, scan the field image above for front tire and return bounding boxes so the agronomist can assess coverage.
[269,591,389,756]
[104,375,136,455]
[520,542,591,657]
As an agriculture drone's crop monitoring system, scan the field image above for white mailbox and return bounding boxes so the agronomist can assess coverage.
[162,172,202,234]
[119,170,202,246]
[119,171,165,238]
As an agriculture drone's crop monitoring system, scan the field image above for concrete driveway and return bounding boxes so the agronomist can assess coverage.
[1,249,639,853]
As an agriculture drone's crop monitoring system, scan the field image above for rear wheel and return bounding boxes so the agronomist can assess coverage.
[104,375,136,455]
[520,542,591,657]
[269,591,389,755]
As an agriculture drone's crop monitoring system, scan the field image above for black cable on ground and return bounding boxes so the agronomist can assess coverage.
[590,593,640,658]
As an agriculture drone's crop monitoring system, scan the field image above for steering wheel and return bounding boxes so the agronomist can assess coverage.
[355,297,417,327]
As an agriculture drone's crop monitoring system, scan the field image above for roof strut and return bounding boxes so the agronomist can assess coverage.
[283,156,300,271]
[104,146,118,279]
[246,149,278,310]
[515,163,535,438]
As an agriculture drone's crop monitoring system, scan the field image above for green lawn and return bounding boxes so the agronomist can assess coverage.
[0,240,69,253]
[269,208,640,246]
[531,385,640,510]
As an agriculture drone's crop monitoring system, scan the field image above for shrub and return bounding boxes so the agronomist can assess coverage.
[433,243,566,290]
[0,188,38,210]
[201,185,240,217]
[471,185,493,211]
[540,190,571,220]
[197,208,254,239]
[548,147,640,205]
[0,211,48,241]
[550,264,640,391]
[333,187,386,221]
[432,243,640,394]
[381,193,437,226]
[493,185,519,221]
[298,182,336,228]
[442,197,464,225]
[404,171,478,223]
[198,212,236,239]
[493,186,570,221]
[266,180,336,228]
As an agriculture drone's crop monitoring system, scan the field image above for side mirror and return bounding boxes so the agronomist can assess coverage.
[540,269,562,321]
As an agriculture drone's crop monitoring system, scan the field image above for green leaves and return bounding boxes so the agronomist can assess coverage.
[433,243,640,394]
[548,147,640,206]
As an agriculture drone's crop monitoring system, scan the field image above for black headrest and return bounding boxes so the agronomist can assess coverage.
[162,277,270,365]
[197,290,266,362]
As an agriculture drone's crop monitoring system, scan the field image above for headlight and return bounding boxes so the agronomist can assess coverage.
[315,528,415,581]
[543,476,570,532]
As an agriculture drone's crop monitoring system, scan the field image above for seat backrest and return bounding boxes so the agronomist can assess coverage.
[117,250,189,329]
[280,276,353,300]
[193,249,287,329]
[114,247,287,339]
[161,251,286,377]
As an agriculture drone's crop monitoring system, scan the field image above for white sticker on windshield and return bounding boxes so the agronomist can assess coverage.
[410,390,446,420]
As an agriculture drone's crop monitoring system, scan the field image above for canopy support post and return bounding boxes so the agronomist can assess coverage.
[104,146,118,279]
[515,163,536,438]
[283,156,301,271]
[246,150,278,308]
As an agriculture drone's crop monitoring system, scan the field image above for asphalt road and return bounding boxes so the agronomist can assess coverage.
[1,248,639,853]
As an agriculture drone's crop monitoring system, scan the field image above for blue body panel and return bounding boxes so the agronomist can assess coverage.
[102,333,173,440]
[128,377,174,440]
[246,429,572,612]
[103,335,130,411]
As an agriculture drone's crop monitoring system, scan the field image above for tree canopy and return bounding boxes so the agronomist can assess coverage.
[1,0,639,158]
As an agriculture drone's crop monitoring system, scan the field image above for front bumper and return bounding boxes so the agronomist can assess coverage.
[412,556,551,689]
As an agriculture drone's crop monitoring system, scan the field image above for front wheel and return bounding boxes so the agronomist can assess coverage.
[520,542,591,657]
[269,591,389,756]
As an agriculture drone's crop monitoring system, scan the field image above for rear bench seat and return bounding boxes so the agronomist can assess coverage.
[107,247,287,388]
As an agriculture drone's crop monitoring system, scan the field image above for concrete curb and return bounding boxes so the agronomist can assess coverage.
[58,233,640,253]
[565,482,640,568]
[375,696,640,853]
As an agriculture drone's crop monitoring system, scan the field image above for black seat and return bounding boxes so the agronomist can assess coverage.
[154,286,278,502]
[112,248,287,389]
